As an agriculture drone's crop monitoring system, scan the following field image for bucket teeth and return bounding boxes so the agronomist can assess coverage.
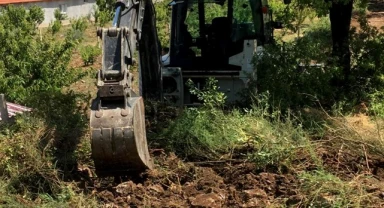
[90,96,153,177]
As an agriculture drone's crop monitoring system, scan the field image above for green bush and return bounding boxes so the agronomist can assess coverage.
[95,10,111,27]
[348,11,384,101]
[54,8,66,21]
[250,35,337,111]
[159,96,318,171]
[94,0,114,26]
[0,5,83,105]
[159,78,318,171]
[154,1,171,47]
[80,45,101,66]
[50,19,62,34]
[368,91,384,118]
[0,112,96,205]
[249,11,384,112]
[160,108,239,160]
[0,5,96,207]
[71,17,88,32]
[67,17,89,41]
[186,77,227,109]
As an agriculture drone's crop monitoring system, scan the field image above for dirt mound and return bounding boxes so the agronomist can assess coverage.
[95,153,300,207]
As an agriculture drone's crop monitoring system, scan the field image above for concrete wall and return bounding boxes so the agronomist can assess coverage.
[17,0,96,26]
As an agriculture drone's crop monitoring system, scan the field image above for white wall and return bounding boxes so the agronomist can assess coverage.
[19,0,96,27]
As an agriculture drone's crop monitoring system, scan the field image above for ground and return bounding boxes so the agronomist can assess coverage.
[62,3,384,207]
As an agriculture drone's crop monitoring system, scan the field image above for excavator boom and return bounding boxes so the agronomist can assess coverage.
[90,0,161,177]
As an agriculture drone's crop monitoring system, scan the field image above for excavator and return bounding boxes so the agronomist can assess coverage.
[90,0,291,177]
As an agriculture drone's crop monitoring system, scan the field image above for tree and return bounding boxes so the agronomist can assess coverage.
[95,0,115,26]
[281,0,360,87]
[0,5,81,104]
[328,0,354,86]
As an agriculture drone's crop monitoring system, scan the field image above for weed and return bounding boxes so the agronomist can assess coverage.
[71,17,88,33]
[161,79,321,171]
[0,115,61,200]
[186,77,227,109]
[159,78,240,160]
[299,170,372,207]
[160,108,238,160]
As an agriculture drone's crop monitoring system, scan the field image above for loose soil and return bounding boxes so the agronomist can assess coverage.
[92,153,299,207]
[77,144,384,208]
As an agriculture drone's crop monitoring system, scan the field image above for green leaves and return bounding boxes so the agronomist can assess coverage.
[186,77,227,109]
[28,5,44,25]
[80,45,101,66]
[154,1,172,47]
[94,0,115,26]
[0,5,82,105]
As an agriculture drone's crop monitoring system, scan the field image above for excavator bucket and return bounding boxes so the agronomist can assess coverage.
[90,96,153,177]
[89,25,154,177]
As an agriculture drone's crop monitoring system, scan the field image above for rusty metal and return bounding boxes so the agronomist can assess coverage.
[99,85,125,98]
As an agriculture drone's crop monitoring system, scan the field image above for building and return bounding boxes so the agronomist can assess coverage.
[0,0,97,26]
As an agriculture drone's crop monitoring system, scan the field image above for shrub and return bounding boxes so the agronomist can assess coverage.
[0,5,95,207]
[241,17,342,112]
[95,10,112,27]
[68,17,89,41]
[160,108,239,160]
[70,17,88,33]
[269,0,317,36]
[94,0,114,26]
[159,78,236,160]
[154,1,172,47]
[0,113,97,206]
[369,91,384,118]
[54,8,66,22]
[159,78,319,171]
[0,5,83,105]
[186,77,227,109]
[348,11,384,101]
[248,11,384,112]
[50,19,61,34]
[80,45,101,66]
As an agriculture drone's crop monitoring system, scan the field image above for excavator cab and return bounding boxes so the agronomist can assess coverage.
[162,0,286,106]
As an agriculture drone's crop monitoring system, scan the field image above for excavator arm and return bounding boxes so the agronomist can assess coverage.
[90,0,162,177]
